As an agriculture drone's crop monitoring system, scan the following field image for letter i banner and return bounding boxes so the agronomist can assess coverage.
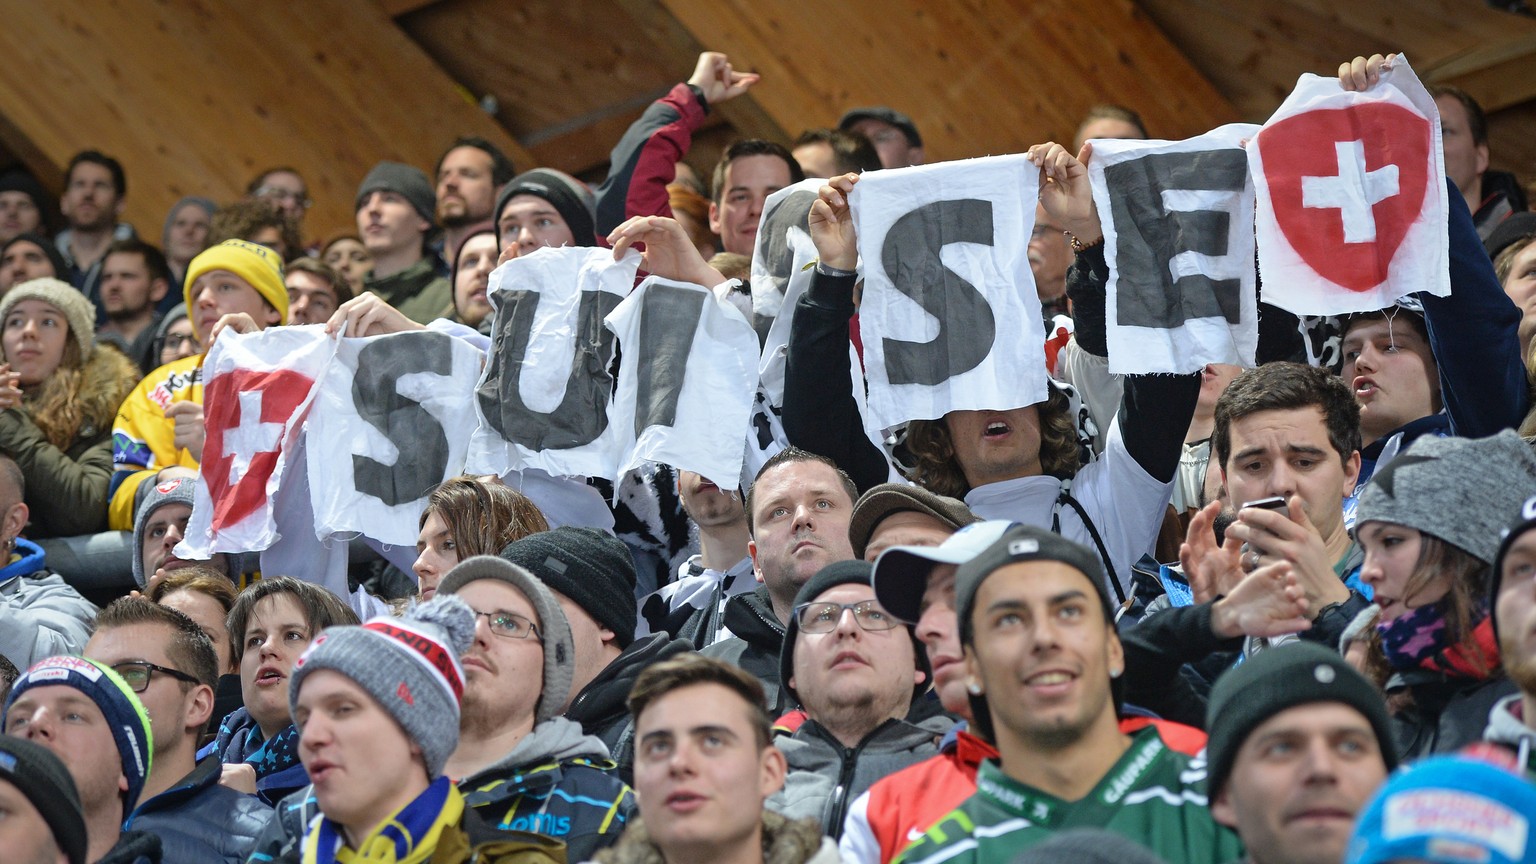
[1088,124,1261,374]
[849,154,1047,431]
[1249,54,1449,316]
[177,326,336,559]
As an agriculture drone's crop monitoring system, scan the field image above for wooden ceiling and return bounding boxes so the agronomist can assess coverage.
[0,0,1529,242]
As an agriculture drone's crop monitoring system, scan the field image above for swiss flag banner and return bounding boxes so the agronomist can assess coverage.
[1250,55,1449,315]
[178,327,335,558]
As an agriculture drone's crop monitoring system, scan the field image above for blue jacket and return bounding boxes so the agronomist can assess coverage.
[126,756,272,864]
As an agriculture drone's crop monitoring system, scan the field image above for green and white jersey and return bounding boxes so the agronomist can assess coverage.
[894,728,1244,864]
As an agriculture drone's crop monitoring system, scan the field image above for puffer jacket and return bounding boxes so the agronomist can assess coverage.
[565,634,692,783]
[590,810,839,864]
[767,712,955,838]
[126,756,272,864]
[0,344,140,537]
[0,538,96,669]
[252,716,634,863]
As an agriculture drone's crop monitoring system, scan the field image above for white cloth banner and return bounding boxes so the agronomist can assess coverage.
[464,246,639,480]
[750,178,825,328]
[306,329,484,548]
[850,154,1046,428]
[178,326,335,558]
[1089,124,1262,374]
[606,276,760,489]
[1250,55,1448,315]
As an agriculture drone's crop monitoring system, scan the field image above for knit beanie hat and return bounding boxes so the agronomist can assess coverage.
[501,527,638,648]
[289,594,475,777]
[0,735,88,864]
[1348,753,1536,864]
[494,169,596,248]
[1355,430,1536,565]
[0,168,49,217]
[161,196,216,251]
[438,555,575,722]
[182,238,288,334]
[1205,642,1396,798]
[355,161,436,224]
[0,234,68,283]
[779,559,931,707]
[1490,492,1536,643]
[1013,829,1170,864]
[4,656,153,813]
[0,276,96,358]
[130,476,198,588]
[849,482,980,560]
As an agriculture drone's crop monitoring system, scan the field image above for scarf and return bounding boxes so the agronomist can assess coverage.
[302,776,464,864]
[1378,602,1498,679]
[213,707,304,776]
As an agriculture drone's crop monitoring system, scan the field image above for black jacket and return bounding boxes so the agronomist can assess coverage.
[700,585,792,716]
[565,633,693,783]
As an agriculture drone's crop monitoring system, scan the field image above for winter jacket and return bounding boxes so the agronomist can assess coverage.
[109,353,202,530]
[97,830,163,864]
[592,83,707,238]
[0,345,140,537]
[590,811,839,864]
[0,538,96,669]
[1482,694,1536,774]
[251,716,633,863]
[767,712,955,838]
[701,585,792,715]
[565,634,693,784]
[840,726,995,864]
[365,256,454,325]
[1388,669,1517,761]
[125,756,271,864]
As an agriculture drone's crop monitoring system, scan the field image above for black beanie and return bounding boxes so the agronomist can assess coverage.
[502,527,638,647]
[1205,642,1397,799]
[0,169,49,219]
[1,233,68,281]
[494,168,597,248]
[0,735,88,864]
[779,559,931,707]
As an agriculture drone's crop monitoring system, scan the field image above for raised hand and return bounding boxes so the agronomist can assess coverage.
[807,173,860,271]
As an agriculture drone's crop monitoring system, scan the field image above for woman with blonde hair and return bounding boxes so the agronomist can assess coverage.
[0,277,139,536]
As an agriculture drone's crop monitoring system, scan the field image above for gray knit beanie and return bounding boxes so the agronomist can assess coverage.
[438,555,575,722]
[0,277,96,359]
[131,476,198,588]
[289,594,475,777]
[355,161,436,224]
[1354,430,1536,564]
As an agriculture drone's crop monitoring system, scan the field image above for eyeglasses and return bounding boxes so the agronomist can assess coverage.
[255,186,313,210]
[470,609,540,640]
[112,661,201,693]
[794,600,900,634]
[163,333,201,353]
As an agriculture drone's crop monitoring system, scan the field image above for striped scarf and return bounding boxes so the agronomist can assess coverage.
[302,776,464,864]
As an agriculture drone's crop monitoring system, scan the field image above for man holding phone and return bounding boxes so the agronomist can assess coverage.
[1182,362,1374,651]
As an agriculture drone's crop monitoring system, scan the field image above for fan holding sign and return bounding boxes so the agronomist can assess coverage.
[779,153,1199,600]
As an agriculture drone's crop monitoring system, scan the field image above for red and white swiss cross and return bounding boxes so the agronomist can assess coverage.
[1250,60,1450,316]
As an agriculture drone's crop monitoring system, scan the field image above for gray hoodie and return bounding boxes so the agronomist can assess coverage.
[1483,694,1536,772]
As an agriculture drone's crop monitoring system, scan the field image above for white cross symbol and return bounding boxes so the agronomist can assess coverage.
[1300,140,1399,244]
[222,390,282,484]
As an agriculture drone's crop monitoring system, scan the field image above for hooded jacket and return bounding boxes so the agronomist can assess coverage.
[767,713,955,839]
[591,810,840,864]
[1483,694,1536,773]
[565,634,692,783]
[1388,668,1517,760]
[0,538,96,669]
[701,585,792,715]
[126,756,272,864]
[251,716,635,863]
[0,344,140,537]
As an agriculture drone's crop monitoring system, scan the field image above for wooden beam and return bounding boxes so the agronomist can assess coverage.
[0,1,536,243]
[1420,33,1536,112]
[378,0,447,18]
[611,0,1240,162]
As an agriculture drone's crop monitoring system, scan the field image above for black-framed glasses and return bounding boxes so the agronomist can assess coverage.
[470,609,540,640]
[112,661,200,693]
[794,600,900,634]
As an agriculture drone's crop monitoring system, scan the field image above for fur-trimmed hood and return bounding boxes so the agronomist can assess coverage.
[590,810,837,864]
[74,345,141,439]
